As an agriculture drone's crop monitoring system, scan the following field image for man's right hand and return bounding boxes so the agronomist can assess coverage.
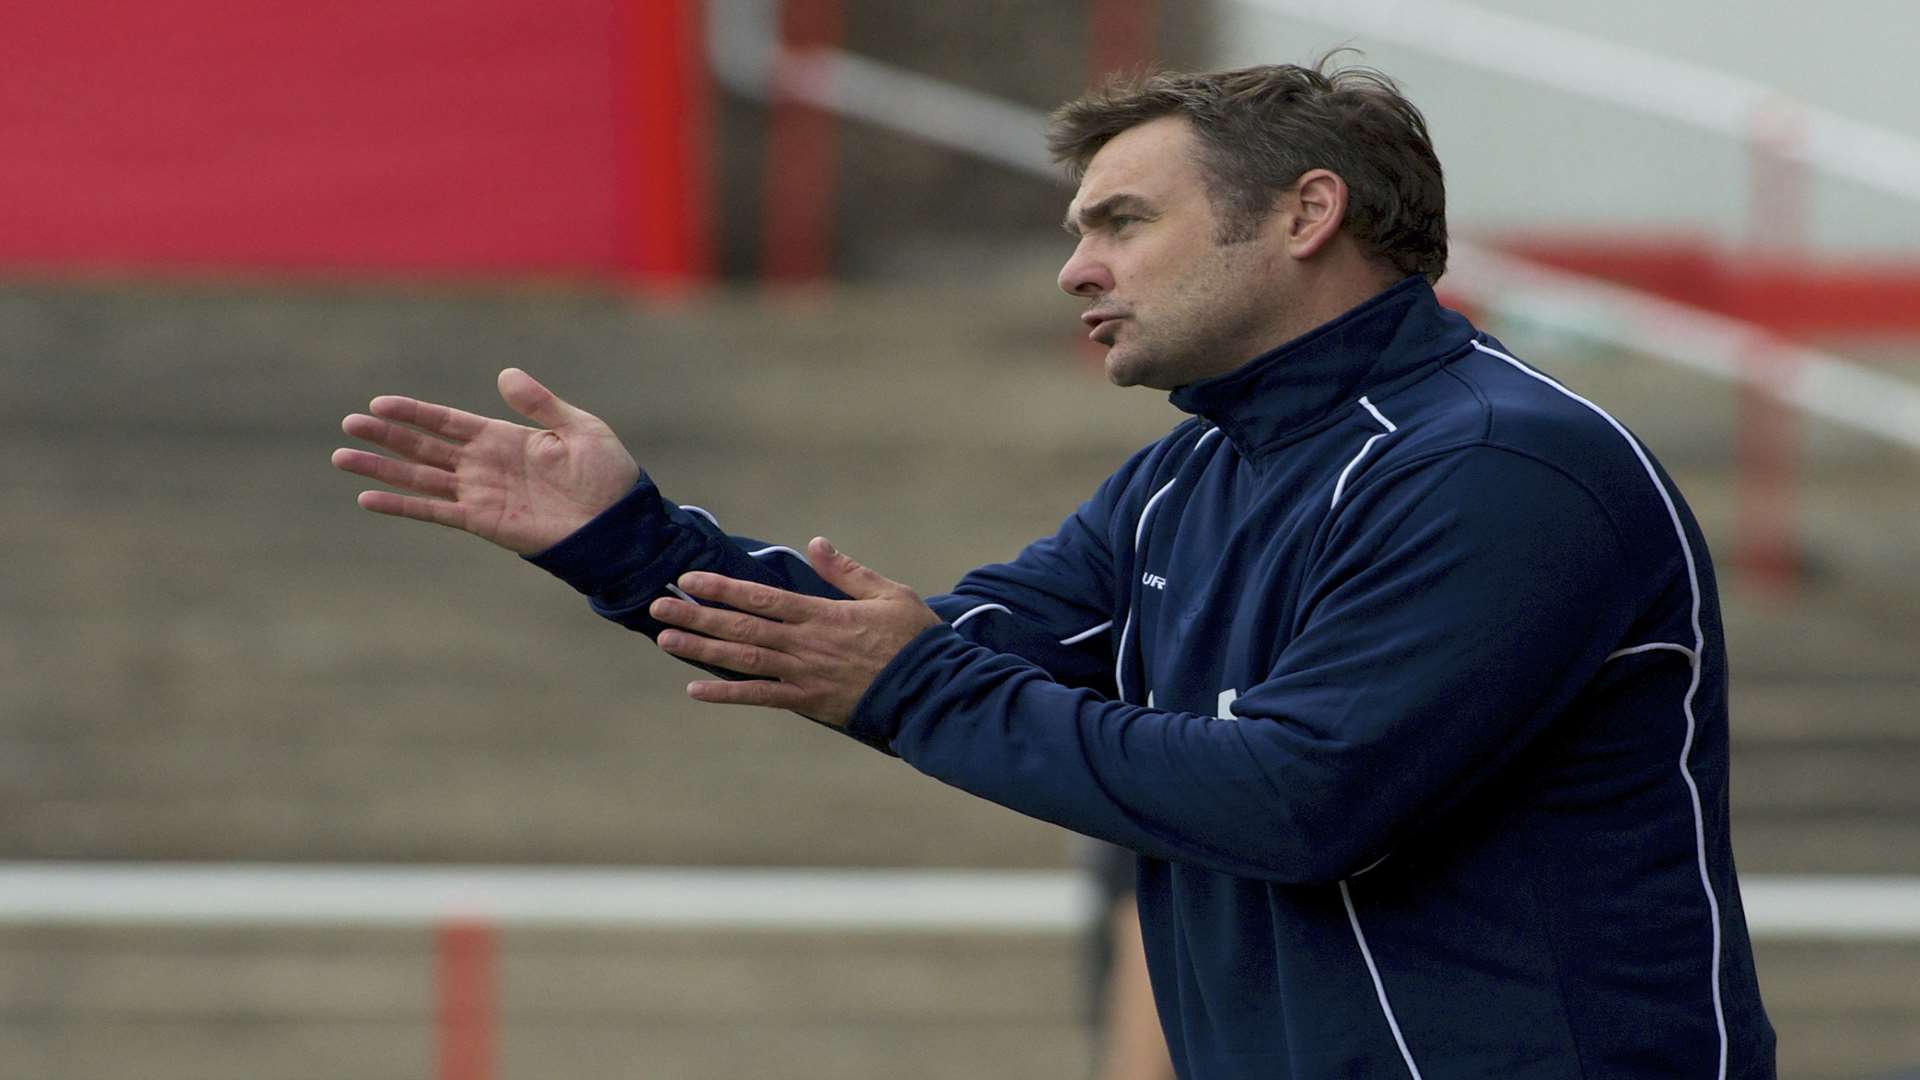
[331,368,640,555]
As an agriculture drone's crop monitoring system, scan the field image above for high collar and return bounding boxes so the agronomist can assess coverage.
[1167,276,1473,460]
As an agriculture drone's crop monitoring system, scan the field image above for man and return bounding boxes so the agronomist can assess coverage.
[334,61,1775,1077]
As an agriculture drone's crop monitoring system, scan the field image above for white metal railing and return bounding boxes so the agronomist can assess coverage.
[4,863,1918,939]
[1447,243,1920,452]
[1235,0,1920,209]
[714,0,1920,209]
[0,863,1091,932]
[708,20,1920,455]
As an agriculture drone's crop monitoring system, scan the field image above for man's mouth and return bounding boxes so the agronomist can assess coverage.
[1082,310,1125,344]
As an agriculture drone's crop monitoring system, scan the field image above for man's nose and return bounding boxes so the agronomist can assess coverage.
[1057,242,1113,297]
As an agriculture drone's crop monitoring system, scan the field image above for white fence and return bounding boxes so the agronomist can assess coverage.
[711,7,1920,456]
[5,863,1920,940]
[1234,0,1920,209]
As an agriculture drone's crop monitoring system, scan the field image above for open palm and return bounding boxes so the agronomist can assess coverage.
[332,368,639,555]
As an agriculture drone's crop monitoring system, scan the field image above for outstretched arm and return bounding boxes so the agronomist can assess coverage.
[331,368,639,555]
[335,369,857,687]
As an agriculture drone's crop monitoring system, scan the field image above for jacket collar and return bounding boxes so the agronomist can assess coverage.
[1167,276,1473,460]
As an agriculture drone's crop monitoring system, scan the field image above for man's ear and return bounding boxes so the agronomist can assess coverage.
[1283,169,1349,260]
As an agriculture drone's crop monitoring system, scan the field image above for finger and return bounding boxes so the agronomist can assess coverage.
[355,489,469,531]
[656,629,805,681]
[806,537,902,601]
[676,572,825,621]
[650,597,796,651]
[341,413,459,469]
[367,395,492,442]
[686,678,805,710]
[331,448,458,499]
[497,368,585,431]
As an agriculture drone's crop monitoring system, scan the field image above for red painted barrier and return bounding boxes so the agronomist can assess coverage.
[1089,0,1158,81]
[760,0,845,284]
[1735,343,1802,591]
[436,920,497,1080]
[620,0,715,287]
[1499,237,1920,337]
[0,1,711,286]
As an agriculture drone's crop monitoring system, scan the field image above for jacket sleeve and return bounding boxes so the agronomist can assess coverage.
[845,446,1648,883]
[531,435,1170,696]
[920,437,1167,696]
[524,472,848,645]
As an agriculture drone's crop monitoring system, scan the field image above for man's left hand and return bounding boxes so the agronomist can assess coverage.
[649,539,942,727]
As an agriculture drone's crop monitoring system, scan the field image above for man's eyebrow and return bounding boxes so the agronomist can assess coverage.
[1062,193,1154,237]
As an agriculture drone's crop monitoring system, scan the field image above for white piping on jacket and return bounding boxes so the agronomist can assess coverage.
[1059,619,1113,646]
[676,509,808,567]
[1340,881,1426,1078]
[693,509,1112,648]
[1114,427,1223,700]
[1607,641,1699,663]
[945,612,1116,646]
[1360,396,1399,432]
[685,503,1112,651]
[1331,396,1399,510]
[950,603,1012,630]
[1348,849,1393,878]
[1472,339,1729,1078]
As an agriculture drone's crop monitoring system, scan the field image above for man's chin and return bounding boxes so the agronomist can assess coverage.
[1105,349,1178,391]
[1102,347,1151,389]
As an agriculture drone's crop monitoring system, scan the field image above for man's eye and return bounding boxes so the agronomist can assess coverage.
[1110,216,1138,230]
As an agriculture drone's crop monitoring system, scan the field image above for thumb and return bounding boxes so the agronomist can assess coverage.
[808,537,897,601]
[497,367,583,430]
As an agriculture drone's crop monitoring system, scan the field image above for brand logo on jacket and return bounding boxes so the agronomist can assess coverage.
[1145,688,1240,720]
[1142,572,1168,590]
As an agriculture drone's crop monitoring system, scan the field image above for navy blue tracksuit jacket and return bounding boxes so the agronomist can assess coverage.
[532,277,1776,1078]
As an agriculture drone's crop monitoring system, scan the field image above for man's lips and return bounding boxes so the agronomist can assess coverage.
[1082,310,1126,344]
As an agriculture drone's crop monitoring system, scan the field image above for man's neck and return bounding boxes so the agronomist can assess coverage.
[1281,263,1403,347]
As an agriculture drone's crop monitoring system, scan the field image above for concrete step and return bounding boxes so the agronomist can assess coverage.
[1732,682,1920,744]
[2,305,1915,875]
[1756,939,1920,1080]
[0,926,1088,1080]
[2,924,1914,1080]
[1736,742,1920,814]
[1735,817,1920,875]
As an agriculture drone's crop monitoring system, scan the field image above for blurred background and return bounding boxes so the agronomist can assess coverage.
[3,1,1918,1077]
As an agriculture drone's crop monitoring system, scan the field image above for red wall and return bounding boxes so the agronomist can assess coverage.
[0,0,708,282]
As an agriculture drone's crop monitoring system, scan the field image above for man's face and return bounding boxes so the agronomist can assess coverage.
[1059,116,1293,390]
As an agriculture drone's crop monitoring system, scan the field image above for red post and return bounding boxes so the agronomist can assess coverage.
[617,0,715,290]
[760,0,844,284]
[1738,103,1806,593]
[1734,341,1801,590]
[1088,0,1159,82]
[436,920,498,1080]
[1069,1,1159,370]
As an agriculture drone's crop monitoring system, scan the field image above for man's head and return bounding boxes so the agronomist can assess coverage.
[1049,59,1448,389]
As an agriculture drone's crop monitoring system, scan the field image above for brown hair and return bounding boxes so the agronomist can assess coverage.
[1047,56,1448,283]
